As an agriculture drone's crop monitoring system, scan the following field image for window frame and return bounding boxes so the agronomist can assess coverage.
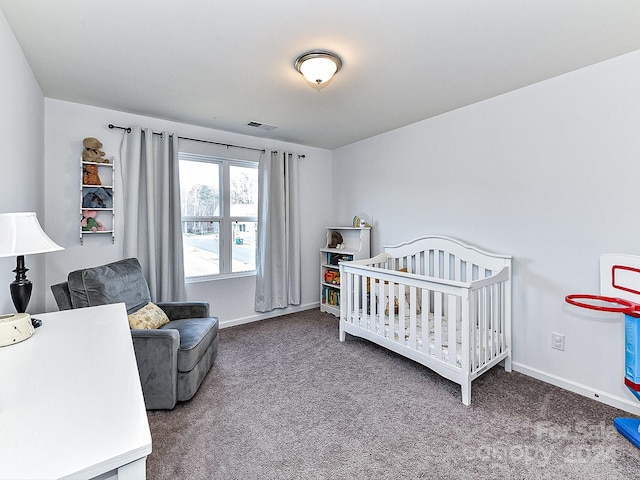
[179,152,259,282]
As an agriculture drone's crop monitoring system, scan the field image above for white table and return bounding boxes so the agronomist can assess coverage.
[0,303,152,480]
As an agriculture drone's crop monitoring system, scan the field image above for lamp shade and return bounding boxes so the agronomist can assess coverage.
[0,212,63,257]
[294,51,342,85]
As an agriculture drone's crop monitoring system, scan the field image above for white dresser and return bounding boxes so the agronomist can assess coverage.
[0,303,152,480]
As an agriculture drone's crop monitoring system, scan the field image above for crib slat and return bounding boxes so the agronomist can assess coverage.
[389,280,396,342]
[377,278,386,338]
[484,285,491,361]
[422,288,430,354]
[409,286,417,349]
[466,261,473,284]
[469,290,477,373]
[477,286,484,366]
[398,282,405,320]
[371,276,378,330]
[454,256,461,282]
[351,273,357,324]
[344,271,352,324]
[352,273,357,324]
[482,285,489,366]
[433,250,440,278]
[493,283,500,354]
[395,282,400,341]
[496,284,502,355]
[359,274,365,316]
[479,289,485,366]
[497,282,505,354]
[489,285,500,359]
[443,251,450,280]
[485,287,490,362]
[448,294,457,367]
[461,289,470,374]
[434,291,443,360]
[353,273,358,323]
[477,289,483,370]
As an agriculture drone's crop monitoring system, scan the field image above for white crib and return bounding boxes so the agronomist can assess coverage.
[339,235,512,405]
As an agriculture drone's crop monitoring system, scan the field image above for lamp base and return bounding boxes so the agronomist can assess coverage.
[10,255,32,313]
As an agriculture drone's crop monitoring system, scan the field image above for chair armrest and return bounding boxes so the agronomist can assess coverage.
[156,302,210,320]
[131,328,179,409]
[51,282,73,311]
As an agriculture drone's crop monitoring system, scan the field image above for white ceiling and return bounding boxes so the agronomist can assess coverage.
[2,1,640,150]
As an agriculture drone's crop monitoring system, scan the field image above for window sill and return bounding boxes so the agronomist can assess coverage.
[185,271,256,284]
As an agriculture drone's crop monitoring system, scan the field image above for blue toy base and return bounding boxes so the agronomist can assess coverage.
[614,417,640,449]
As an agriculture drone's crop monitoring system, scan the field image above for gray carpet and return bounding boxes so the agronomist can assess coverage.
[146,309,640,479]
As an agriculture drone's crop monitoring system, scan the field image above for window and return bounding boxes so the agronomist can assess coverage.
[179,153,259,280]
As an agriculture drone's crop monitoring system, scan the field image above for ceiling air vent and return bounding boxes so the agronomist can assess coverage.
[247,121,277,131]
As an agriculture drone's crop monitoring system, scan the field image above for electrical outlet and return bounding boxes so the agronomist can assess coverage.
[552,332,565,351]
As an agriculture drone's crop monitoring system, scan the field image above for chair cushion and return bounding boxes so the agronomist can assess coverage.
[128,302,170,329]
[68,258,151,314]
[160,317,219,372]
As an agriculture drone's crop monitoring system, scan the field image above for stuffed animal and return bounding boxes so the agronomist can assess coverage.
[83,164,102,185]
[82,187,112,208]
[82,137,109,163]
[81,210,105,232]
[328,231,343,248]
[385,296,399,316]
[324,270,336,283]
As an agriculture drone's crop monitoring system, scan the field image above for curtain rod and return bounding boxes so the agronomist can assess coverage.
[108,123,266,154]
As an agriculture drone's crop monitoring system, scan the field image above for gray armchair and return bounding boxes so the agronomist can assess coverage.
[51,258,218,410]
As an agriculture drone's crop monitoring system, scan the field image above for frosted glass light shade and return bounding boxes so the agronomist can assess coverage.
[0,212,63,257]
[295,51,342,85]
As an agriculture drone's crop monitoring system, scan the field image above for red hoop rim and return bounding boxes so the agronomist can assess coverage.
[565,294,639,314]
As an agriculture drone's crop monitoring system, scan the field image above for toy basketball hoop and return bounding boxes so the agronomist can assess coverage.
[565,255,640,449]
[565,294,640,317]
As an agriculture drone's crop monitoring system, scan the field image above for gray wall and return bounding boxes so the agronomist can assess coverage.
[1,5,333,325]
[0,9,47,313]
[43,99,333,325]
[332,50,640,414]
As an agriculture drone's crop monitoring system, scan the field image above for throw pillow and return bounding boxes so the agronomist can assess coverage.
[128,302,170,329]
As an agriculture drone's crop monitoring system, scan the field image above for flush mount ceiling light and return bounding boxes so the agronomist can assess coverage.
[294,50,342,86]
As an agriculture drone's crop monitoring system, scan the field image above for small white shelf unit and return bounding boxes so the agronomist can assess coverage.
[320,226,371,316]
[80,157,115,245]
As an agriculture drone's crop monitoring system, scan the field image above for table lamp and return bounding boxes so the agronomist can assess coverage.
[0,212,64,313]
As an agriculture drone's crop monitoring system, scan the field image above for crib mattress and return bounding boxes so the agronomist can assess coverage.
[349,314,501,368]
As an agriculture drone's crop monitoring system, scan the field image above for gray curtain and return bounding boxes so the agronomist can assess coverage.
[255,151,301,312]
[120,126,186,302]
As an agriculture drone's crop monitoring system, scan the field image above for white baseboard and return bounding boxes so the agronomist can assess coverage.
[513,362,640,416]
[218,302,320,329]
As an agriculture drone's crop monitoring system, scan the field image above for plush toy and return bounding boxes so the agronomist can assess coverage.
[82,187,112,208]
[385,296,399,316]
[324,270,336,283]
[328,231,343,249]
[82,137,109,163]
[83,164,102,185]
[81,210,105,232]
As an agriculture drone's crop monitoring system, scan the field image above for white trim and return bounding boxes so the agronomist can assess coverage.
[186,271,256,284]
[218,302,320,329]
[179,152,258,278]
[513,362,640,416]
